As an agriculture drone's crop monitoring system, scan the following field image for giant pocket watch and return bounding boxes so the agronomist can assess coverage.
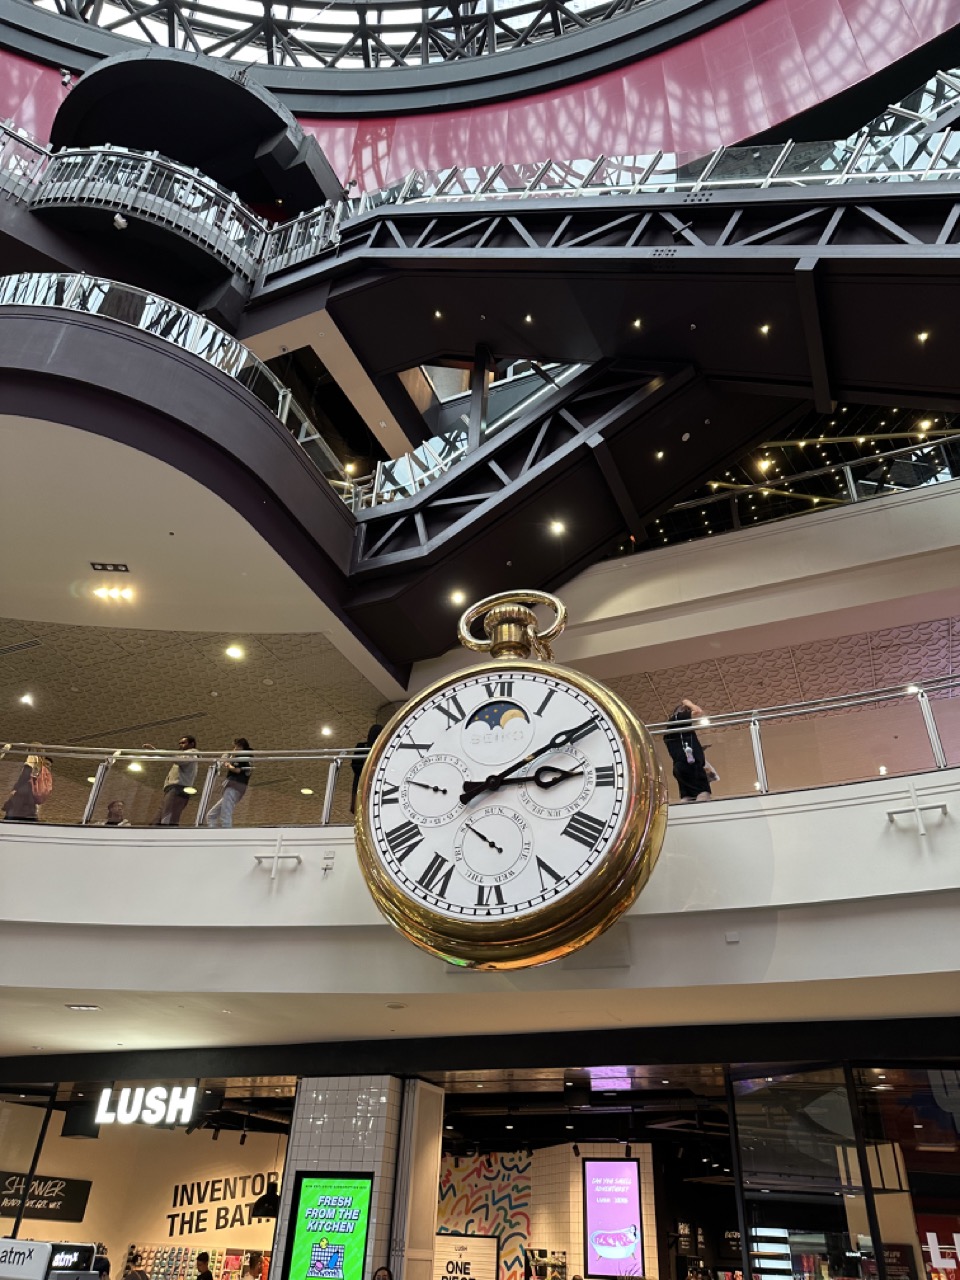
[355,591,668,970]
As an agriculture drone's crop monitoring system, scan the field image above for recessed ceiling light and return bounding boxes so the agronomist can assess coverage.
[565,1124,574,1129]
[632,319,642,329]
[320,725,333,737]
[476,1084,484,1089]
[300,787,314,796]
[906,684,919,694]
[86,776,96,784]
[65,1004,100,1011]
[917,331,930,343]
[759,324,771,336]
[450,590,467,606]
[914,1123,923,1129]
[549,520,566,535]
[434,310,442,319]
[225,645,244,659]
[655,451,664,460]
[19,693,34,706]
[127,762,143,773]
[345,462,357,475]
[445,1124,454,1130]
[661,1079,669,1084]
[878,765,887,775]
[505,1124,514,1129]
[524,314,533,324]
[94,587,109,599]
[120,588,134,600]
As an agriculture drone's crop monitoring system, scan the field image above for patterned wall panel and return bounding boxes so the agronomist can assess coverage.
[438,1153,532,1280]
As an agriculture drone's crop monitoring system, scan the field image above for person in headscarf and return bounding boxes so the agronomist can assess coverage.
[663,698,713,802]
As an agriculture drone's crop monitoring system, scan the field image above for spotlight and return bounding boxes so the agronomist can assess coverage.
[212,1128,220,1141]
[625,1144,632,1157]
[225,645,244,659]
[113,213,128,231]
[240,1132,247,1146]
[450,590,467,606]
[60,69,72,86]
[573,1143,581,1158]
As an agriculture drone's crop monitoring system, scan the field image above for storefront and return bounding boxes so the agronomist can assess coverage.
[0,1080,289,1280]
[2,1060,958,1280]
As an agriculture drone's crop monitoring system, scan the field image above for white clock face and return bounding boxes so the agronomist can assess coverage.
[366,669,628,920]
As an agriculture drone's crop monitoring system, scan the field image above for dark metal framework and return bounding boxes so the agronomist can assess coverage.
[27,0,654,68]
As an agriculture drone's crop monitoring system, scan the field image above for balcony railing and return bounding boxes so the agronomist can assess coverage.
[0,272,344,479]
[0,120,49,201]
[3,674,958,830]
[31,146,268,283]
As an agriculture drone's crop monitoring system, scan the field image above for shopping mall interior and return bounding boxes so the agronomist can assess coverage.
[0,2,959,1280]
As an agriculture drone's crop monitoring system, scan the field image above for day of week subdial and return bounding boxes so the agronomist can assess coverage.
[399,753,469,827]
[452,804,532,887]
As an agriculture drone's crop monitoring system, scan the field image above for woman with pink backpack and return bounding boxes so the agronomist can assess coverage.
[1,746,53,821]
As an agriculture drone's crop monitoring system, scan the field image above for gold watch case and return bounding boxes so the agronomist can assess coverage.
[355,657,668,971]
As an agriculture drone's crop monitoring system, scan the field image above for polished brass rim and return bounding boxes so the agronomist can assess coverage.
[355,658,667,970]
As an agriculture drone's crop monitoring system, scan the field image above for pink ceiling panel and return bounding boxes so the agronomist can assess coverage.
[298,0,960,189]
[0,49,70,142]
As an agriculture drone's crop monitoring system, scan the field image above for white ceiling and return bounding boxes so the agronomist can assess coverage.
[2,973,958,1058]
[0,415,403,699]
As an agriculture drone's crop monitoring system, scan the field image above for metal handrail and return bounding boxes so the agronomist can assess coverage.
[32,146,268,282]
[0,272,344,480]
[0,120,50,200]
[670,433,960,513]
[1,672,956,824]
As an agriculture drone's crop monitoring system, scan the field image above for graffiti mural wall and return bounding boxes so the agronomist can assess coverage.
[438,1153,532,1280]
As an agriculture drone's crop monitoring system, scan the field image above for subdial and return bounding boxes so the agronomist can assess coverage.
[452,805,532,887]
[518,746,595,819]
[400,753,469,827]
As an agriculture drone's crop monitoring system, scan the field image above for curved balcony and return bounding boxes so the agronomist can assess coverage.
[30,146,268,283]
[3,672,959,830]
[0,272,342,480]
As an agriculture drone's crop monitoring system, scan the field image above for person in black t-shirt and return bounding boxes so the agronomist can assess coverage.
[206,737,253,827]
[350,724,383,815]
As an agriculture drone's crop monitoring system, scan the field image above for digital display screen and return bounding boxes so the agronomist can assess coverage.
[582,1159,643,1279]
[280,1172,374,1280]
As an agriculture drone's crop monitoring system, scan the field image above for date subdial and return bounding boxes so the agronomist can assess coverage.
[453,804,532,887]
[400,753,470,827]
[518,746,595,819]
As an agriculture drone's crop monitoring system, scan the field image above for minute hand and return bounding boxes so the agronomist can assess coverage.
[460,716,596,803]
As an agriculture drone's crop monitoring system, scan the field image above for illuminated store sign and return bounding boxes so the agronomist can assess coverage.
[582,1158,643,1279]
[95,1085,197,1126]
[0,1241,52,1280]
[280,1171,374,1280]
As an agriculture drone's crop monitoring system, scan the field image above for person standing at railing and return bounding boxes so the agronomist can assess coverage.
[350,723,384,814]
[144,734,199,826]
[663,699,714,803]
[206,737,253,828]
[1,747,52,822]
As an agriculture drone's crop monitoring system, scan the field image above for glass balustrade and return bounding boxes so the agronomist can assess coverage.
[0,273,344,480]
[2,678,957,830]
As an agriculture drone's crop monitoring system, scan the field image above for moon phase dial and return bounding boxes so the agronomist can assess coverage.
[453,805,532,888]
[461,699,535,766]
[400,754,469,826]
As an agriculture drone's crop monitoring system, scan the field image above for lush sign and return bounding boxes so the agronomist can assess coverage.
[0,1172,92,1223]
[280,1173,374,1280]
[582,1159,643,1279]
[95,1086,196,1126]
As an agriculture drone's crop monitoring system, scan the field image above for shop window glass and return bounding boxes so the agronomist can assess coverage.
[731,1068,878,1280]
[851,1068,960,1280]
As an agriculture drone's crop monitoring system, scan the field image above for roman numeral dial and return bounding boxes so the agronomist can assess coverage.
[366,667,631,923]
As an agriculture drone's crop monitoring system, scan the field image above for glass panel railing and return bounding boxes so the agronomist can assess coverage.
[0,273,345,484]
[4,679,958,828]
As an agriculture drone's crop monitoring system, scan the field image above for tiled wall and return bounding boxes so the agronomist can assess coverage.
[277,1076,404,1278]
[529,1144,657,1280]
[438,1144,658,1280]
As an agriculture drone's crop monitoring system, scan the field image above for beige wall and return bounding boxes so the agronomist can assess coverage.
[0,1107,285,1272]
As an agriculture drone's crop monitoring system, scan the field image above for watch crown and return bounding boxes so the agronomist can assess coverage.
[483,602,540,659]
[457,590,567,661]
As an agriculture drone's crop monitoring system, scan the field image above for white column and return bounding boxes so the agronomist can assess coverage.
[276,1075,405,1279]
